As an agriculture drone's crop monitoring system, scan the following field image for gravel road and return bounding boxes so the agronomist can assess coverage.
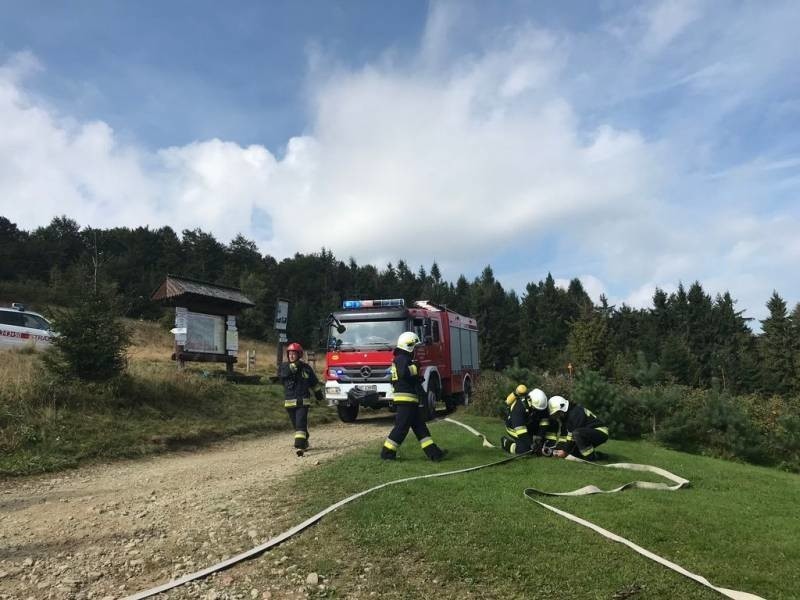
[0,415,393,600]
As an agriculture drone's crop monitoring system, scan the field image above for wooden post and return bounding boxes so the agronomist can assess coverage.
[276,342,284,368]
[245,349,256,372]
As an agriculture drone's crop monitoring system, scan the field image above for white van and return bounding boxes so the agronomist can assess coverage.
[0,304,55,351]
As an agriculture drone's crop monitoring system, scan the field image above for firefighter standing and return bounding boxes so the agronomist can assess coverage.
[380,332,446,461]
[547,395,609,461]
[278,342,324,456]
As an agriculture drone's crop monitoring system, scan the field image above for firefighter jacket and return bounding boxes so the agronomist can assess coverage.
[528,408,557,445]
[504,399,533,453]
[555,404,609,451]
[391,349,422,404]
[279,360,322,408]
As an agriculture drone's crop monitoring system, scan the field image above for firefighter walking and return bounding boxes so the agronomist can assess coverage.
[278,342,324,456]
[547,395,609,461]
[380,332,446,461]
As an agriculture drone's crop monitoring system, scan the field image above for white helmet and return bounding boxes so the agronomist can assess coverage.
[396,331,421,353]
[527,388,548,411]
[548,395,569,416]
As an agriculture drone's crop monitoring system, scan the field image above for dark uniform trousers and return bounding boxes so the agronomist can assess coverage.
[279,360,322,450]
[381,349,444,461]
[287,405,310,450]
[556,404,609,461]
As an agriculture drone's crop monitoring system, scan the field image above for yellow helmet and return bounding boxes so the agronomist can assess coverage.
[505,392,517,406]
[515,384,528,397]
[396,331,421,353]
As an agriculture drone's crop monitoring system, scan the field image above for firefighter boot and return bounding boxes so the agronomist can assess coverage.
[294,433,308,457]
[424,444,447,462]
[380,447,397,460]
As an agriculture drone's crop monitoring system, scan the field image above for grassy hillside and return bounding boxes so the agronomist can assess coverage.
[267,414,798,599]
[0,319,334,475]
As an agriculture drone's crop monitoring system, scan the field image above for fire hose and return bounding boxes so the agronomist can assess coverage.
[124,418,764,600]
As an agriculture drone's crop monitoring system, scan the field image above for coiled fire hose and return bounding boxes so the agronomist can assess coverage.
[124,418,764,600]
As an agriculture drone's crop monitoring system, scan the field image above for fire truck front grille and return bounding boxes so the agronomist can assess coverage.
[338,365,392,383]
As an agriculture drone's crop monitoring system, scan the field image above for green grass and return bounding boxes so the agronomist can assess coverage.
[0,357,335,476]
[274,414,798,599]
[0,317,337,476]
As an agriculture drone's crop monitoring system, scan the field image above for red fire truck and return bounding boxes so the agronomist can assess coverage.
[324,299,479,422]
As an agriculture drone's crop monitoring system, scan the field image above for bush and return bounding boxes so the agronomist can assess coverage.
[572,370,643,438]
[656,388,766,463]
[630,384,685,436]
[469,371,511,417]
[771,413,800,472]
[42,289,131,382]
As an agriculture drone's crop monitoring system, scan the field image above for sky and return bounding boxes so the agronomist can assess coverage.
[1,0,799,326]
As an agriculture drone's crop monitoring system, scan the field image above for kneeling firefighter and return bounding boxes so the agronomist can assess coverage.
[380,332,446,461]
[278,342,324,456]
[547,396,609,461]
[526,388,556,452]
[500,384,537,455]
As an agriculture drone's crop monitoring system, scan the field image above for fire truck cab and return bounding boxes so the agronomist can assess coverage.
[324,299,479,423]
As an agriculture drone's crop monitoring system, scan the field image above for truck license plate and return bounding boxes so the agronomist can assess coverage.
[355,384,377,391]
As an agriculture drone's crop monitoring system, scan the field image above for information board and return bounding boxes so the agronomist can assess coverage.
[184,312,226,354]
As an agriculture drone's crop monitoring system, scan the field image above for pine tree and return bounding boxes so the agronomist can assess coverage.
[567,306,609,372]
[659,333,694,385]
[790,303,800,394]
[760,291,794,395]
[687,281,714,385]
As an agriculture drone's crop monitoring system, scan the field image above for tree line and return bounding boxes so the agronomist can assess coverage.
[2,215,798,397]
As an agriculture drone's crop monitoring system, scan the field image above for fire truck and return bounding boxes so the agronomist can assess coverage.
[323,299,479,423]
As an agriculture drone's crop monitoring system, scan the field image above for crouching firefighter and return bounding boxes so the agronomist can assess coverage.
[500,385,536,455]
[380,332,446,461]
[547,396,609,461]
[278,342,324,456]
[526,388,555,454]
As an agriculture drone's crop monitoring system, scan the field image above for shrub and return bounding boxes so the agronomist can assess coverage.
[571,370,643,438]
[633,384,685,436]
[656,388,766,463]
[42,289,131,382]
[469,371,511,417]
[771,413,800,472]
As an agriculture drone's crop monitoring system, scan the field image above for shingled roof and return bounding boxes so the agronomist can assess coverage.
[151,275,255,310]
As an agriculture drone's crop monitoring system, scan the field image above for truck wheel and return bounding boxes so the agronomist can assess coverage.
[462,379,472,407]
[424,378,440,421]
[337,404,359,423]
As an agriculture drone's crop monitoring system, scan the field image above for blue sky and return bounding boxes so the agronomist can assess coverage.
[1,0,799,325]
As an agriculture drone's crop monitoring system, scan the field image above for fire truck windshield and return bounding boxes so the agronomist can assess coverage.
[329,319,406,350]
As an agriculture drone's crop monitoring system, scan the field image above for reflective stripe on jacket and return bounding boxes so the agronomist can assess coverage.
[391,349,421,404]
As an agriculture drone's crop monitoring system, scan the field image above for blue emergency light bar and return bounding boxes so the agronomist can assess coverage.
[342,298,405,309]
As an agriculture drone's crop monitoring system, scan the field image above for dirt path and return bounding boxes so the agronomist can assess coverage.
[0,415,393,600]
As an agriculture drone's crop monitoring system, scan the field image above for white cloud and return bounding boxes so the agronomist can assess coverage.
[641,0,703,54]
[1,0,799,326]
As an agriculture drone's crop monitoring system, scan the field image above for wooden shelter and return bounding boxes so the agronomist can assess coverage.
[151,275,255,372]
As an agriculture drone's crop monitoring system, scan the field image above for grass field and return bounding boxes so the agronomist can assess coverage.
[0,319,334,475]
[268,413,798,599]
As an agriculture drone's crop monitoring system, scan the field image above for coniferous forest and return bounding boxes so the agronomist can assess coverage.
[2,215,799,396]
